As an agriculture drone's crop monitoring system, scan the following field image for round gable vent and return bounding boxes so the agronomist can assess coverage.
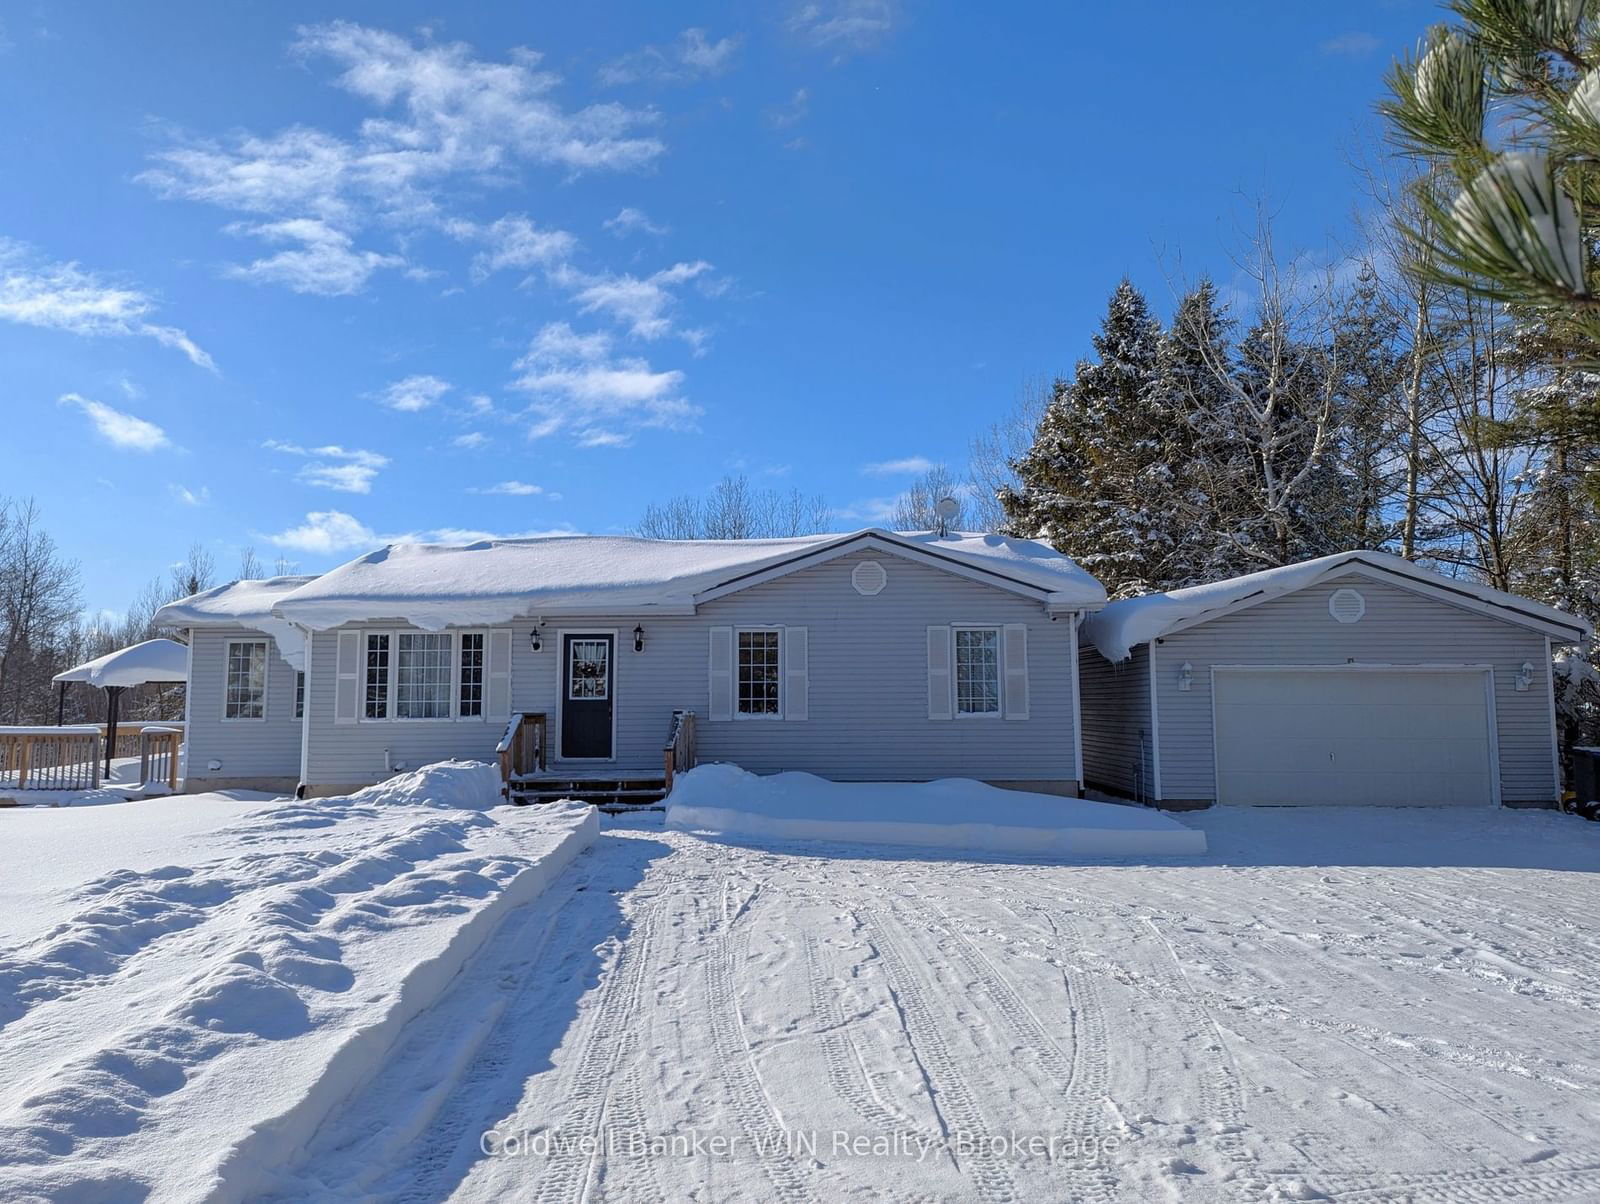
[1328,587,1366,624]
[852,559,887,596]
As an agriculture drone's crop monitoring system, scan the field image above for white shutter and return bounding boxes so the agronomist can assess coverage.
[1003,623,1029,720]
[486,629,512,720]
[784,626,808,721]
[334,630,360,725]
[927,626,953,720]
[708,627,733,721]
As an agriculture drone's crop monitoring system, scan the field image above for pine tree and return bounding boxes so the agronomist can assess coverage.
[1000,280,1167,596]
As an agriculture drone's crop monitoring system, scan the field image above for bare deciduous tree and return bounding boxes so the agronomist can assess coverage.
[891,466,968,532]
[636,474,830,540]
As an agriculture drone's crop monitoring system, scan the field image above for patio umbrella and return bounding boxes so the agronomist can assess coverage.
[53,638,189,776]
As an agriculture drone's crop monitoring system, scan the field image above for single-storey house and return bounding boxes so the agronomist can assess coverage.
[154,529,1108,798]
[1078,551,1591,809]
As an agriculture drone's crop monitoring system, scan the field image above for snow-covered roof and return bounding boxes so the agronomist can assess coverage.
[152,575,318,628]
[1083,550,1591,662]
[153,576,319,672]
[270,529,1107,631]
[53,638,189,688]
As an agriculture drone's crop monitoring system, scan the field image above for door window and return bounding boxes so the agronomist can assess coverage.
[568,638,610,700]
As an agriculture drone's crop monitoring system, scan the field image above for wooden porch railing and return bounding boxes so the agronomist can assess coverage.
[138,726,182,793]
[102,720,186,760]
[497,712,547,793]
[0,726,103,791]
[663,709,697,795]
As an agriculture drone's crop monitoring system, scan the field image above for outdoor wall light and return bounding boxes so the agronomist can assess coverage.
[1177,662,1193,692]
[529,625,542,652]
[1517,661,1534,691]
[633,624,645,652]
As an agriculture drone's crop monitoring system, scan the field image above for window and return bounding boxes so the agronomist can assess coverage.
[737,629,781,716]
[568,638,610,700]
[395,633,452,719]
[224,641,267,720]
[365,634,390,719]
[954,627,1001,716]
[458,633,484,718]
[294,671,305,720]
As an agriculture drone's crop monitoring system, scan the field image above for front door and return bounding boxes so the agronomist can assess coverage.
[561,634,614,759]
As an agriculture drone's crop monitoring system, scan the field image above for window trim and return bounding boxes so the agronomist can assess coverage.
[734,625,784,720]
[951,623,1003,720]
[221,638,269,723]
[357,627,491,724]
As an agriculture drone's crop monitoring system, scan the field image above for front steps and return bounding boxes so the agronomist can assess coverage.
[508,774,667,812]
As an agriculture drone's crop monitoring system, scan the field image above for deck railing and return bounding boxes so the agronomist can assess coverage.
[662,709,697,795]
[496,712,548,793]
[0,726,103,791]
[138,726,182,793]
[104,720,186,760]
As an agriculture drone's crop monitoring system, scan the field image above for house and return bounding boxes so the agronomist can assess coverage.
[154,575,316,791]
[1078,551,1591,809]
[154,529,1108,798]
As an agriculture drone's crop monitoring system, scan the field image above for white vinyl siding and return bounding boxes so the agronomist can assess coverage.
[184,625,301,782]
[223,640,267,720]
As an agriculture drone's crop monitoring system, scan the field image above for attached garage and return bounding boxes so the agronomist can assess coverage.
[1078,552,1590,810]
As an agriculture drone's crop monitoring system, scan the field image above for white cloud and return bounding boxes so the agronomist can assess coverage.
[1321,31,1381,57]
[555,259,713,343]
[445,213,577,282]
[603,207,668,238]
[511,321,697,446]
[225,218,403,296]
[0,239,214,370]
[862,455,936,476]
[264,439,391,493]
[472,480,545,496]
[598,28,741,86]
[788,1,898,56]
[139,23,662,295]
[59,392,171,451]
[262,508,577,553]
[170,483,210,506]
[263,509,379,554]
[833,496,898,523]
[453,431,489,449]
[378,374,451,412]
[766,87,810,129]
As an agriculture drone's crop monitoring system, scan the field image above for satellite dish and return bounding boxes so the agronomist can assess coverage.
[934,496,960,536]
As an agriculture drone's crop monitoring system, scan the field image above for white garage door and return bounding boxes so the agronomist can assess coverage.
[1212,668,1496,807]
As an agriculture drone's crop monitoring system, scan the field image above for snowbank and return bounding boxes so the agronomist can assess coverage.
[1083,550,1590,662]
[269,528,1106,631]
[665,763,1205,857]
[0,760,597,1203]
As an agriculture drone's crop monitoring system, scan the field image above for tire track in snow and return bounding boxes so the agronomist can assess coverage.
[858,906,1019,1204]
[703,893,815,1204]
[801,933,937,1145]
[915,901,1120,1204]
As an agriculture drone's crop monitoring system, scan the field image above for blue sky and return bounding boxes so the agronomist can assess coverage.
[0,1,1432,614]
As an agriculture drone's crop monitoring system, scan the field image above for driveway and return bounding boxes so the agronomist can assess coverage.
[280,806,1600,1203]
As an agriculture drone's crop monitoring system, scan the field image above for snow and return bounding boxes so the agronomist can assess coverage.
[664,763,1206,857]
[52,638,190,688]
[0,759,597,1203]
[151,575,318,670]
[1083,549,1591,662]
[260,804,1600,1202]
[268,528,1108,631]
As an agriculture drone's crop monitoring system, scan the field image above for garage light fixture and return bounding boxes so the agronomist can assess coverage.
[1177,662,1193,692]
[633,624,645,652]
[1516,661,1534,691]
